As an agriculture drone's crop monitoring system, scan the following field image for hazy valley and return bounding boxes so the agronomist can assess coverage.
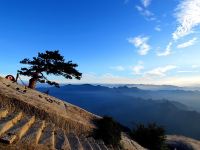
[39,84,200,140]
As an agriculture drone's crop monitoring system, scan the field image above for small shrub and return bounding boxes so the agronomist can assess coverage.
[131,123,167,150]
[93,116,122,147]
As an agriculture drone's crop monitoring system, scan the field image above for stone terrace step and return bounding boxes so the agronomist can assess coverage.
[67,133,84,150]
[80,137,93,150]
[39,123,55,149]
[0,111,23,136]
[0,109,110,150]
[20,120,45,145]
[0,115,35,144]
[55,129,71,150]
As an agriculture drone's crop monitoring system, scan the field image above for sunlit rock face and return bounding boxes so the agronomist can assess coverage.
[0,77,145,149]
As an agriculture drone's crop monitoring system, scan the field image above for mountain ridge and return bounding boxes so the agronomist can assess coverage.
[38,84,200,140]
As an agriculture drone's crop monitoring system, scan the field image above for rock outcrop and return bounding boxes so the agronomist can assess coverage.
[166,135,200,150]
[0,77,145,150]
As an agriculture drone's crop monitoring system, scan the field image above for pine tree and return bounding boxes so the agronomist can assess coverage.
[18,50,82,89]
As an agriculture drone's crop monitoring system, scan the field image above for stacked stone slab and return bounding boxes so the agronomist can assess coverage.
[0,108,110,150]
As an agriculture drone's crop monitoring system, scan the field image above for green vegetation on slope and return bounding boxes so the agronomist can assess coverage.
[131,123,168,150]
[93,116,122,148]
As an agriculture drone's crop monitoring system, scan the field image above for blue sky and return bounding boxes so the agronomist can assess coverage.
[0,0,200,86]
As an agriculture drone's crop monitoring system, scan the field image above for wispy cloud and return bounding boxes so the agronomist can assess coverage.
[68,73,136,84]
[173,0,200,40]
[110,65,125,71]
[177,65,200,73]
[159,0,200,57]
[132,61,144,75]
[146,65,177,77]
[157,42,172,56]
[177,37,197,49]
[136,6,155,18]
[59,72,200,86]
[135,0,156,21]
[177,70,199,73]
[128,36,151,55]
[142,0,151,8]
[136,6,152,16]
[192,65,200,69]
[154,25,161,31]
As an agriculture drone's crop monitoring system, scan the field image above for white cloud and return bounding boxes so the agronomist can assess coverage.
[136,6,153,17]
[128,36,151,55]
[157,42,172,56]
[177,37,197,48]
[143,10,154,17]
[177,70,199,73]
[56,72,200,86]
[110,66,125,71]
[136,5,143,11]
[173,0,200,40]
[160,0,200,56]
[146,65,177,77]
[132,61,144,75]
[163,76,200,86]
[177,65,200,73]
[154,25,161,31]
[67,73,135,84]
[135,5,156,21]
[135,0,156,21]
[192,65,200,69]
[142,0,151,8]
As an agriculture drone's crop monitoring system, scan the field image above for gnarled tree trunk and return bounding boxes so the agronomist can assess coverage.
[28,78,37,89]
[28,72,39,89]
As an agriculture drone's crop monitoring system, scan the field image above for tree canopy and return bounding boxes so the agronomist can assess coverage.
[131,123,167,150]
[18,50,82,89]
[93,116,122,148]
